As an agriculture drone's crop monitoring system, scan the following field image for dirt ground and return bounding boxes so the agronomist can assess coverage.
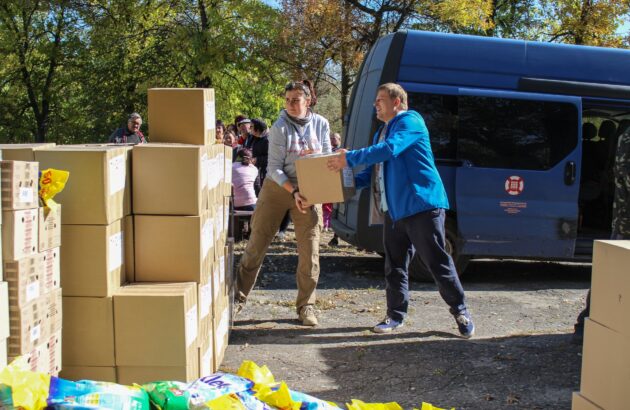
[222,228,590,410]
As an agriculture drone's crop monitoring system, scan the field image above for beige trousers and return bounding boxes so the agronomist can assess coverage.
[237,178,321,312]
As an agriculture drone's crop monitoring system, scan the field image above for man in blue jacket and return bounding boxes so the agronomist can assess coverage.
[327,83,474,338]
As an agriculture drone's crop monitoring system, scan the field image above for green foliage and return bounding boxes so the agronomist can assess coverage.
[0,0,628,143]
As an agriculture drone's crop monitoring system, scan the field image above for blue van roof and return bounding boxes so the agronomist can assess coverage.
[398,30,630,91]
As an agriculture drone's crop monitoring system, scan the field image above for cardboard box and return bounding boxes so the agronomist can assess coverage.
[199,336,213,376]
[2,208,38,261]
[148,88,216,145]
[213,296,230,371]
[114,283,198,367]
[8,296,49,356]
[573,392,602,410]
[4,254,44,308]
[0,160,39,210]
[60,366,117,383]
[580,318,630,409]
[295,153,356,204]
[35,146,131,225]
[117,360,199,385]
[590,240,630,336]
[206,146,220,208]
[17,330,62,376]
[62,297,115,366]
[198,278,213,343]
[45,288,62,336]
[132,144,206,215]
[0,282,8,340]
[42,247,60,293]
[61,220,124,297]
[124,215,134,284]
[0,338,6,370]
[134,213,212,283]
[226,238,235,293]
[38,205,61,252]
[0,143,55,161]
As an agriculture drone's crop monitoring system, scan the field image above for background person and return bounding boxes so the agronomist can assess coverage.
[235,79,331,326]
[250,118,270,185]
[109,112,147,144]
[323,132,342,232]
[232,148,260,211]
[216,120,226,144]
[328,83,475,338]
[572,122,630,343]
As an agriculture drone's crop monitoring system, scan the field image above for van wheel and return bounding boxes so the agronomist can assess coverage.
[409,219,470,282]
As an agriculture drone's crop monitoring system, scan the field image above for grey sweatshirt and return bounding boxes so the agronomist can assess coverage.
[267,109,331,187]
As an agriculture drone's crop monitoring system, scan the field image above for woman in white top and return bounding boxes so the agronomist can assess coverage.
[234,80,331,326]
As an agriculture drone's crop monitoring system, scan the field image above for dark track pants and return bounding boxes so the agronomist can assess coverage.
[383,208,467,322]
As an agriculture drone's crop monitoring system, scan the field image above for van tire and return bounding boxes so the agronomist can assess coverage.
[409,219,470,282]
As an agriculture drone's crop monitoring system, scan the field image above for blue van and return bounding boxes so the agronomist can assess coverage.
[331,30,630,279]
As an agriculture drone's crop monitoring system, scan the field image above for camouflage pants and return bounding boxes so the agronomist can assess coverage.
[612,130,630,239]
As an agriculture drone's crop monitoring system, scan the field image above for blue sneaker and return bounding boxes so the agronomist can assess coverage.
[454,310,475,338]
[372,317,403,334]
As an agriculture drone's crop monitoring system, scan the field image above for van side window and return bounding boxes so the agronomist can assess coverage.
[408,93,458,160]
[458,96,578,170]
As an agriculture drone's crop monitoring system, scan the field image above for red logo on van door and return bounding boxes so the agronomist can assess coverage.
[505,176,524,196]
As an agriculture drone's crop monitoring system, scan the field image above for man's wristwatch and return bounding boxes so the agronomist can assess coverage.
[291,188,299,197]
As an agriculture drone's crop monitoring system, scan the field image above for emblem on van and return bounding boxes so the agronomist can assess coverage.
[505,176,524,196]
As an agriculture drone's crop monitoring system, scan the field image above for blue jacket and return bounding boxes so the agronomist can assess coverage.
[346,110,449,222]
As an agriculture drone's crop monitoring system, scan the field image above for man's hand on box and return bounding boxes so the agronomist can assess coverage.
[294,191,310,213]
[327,149,347,171]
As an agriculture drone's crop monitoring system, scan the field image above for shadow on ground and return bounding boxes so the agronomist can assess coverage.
[228,326,581,409]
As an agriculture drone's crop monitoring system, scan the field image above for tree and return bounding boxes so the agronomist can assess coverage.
[541,0,630,46]
[0,1,80,143]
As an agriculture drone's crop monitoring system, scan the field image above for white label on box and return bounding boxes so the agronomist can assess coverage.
[185,305,198,348]
[19,187,34,204]
[214,216,221,238]
[217,206,224,233]
[219,306,229,342]
[224,206,229,232]
[26,282,40,303]
[200,283,212,319]
[206,157,214,190]
[108,155,126,195]
[213,267,219,299]
[108,232,123,271]
[201,346,212,376]
[202,220,213,257]
[201,153,209,189]
[342,167,354,188]
[224,156,232,184]
[218,153,225,182]
[206,101,216,131]
[30,324,41,343]
[219,256,225,285]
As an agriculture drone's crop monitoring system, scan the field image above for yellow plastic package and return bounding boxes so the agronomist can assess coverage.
[0,357,51,410]
[39,168,70,208]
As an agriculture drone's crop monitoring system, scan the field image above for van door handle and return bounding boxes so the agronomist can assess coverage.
[564,161,576,185]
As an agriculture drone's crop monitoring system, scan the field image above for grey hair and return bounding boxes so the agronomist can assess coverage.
[128,112,142,122]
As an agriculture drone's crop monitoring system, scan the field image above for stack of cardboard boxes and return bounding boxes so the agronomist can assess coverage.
[0,88,234,384]
[573,240,630,410]
[118,88,232,384]
[34,145,133,383]
[1,146,63,376]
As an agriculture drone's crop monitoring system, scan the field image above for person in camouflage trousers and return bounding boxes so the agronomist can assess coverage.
[612,126,630,239]
[572,124,630,344]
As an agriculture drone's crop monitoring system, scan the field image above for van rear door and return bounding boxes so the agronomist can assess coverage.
[455,89,582,258]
